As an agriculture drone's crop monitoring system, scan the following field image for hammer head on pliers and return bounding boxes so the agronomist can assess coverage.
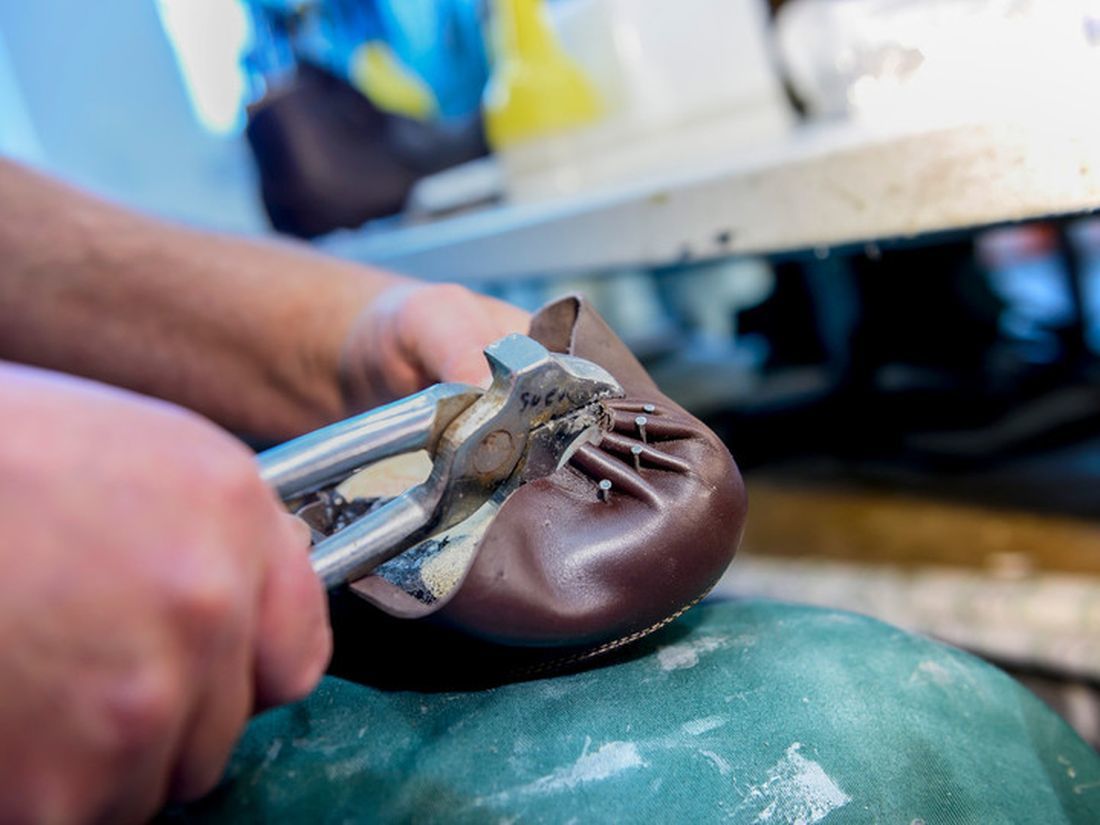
[433,334,624,514]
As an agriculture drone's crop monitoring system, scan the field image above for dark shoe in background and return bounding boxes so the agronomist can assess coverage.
[246,60,486,238]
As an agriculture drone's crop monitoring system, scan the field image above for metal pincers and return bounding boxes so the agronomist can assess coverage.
[258,334,623,589]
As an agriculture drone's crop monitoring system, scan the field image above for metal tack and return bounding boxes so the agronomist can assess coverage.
[598,478,613,502]
[635,415,648,443]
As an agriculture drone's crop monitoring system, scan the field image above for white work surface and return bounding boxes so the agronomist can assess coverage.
[323,115,1100,281]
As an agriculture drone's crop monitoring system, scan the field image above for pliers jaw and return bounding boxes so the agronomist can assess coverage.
[258,334,623,589]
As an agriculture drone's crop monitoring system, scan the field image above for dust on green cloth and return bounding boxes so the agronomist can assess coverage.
[164,599,1100,824]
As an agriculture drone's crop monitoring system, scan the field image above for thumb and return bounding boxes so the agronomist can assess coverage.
[443,346,495,389]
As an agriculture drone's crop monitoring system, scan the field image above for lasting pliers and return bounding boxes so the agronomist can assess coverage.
[257,334,623,589]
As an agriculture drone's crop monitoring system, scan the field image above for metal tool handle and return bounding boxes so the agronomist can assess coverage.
[257,383,481,500]
[309,486,440,588]
[259,333,623,590]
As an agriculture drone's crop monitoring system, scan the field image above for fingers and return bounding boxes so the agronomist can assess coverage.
[167,624,254,802]
[0,376,333,823]
[450,297,532,387]
[446,346,496,389]
[282,512,314,545]
[98,744,178,825]
[410,290,531,388]
[339,284,422,410]
[484,295,532,339]
[252,514,332,710]
[154,474,328,805]
[342,283,531,409]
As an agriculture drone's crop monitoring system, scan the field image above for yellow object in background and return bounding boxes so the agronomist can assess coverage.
[483,0,602,150]
[351,41,438,121]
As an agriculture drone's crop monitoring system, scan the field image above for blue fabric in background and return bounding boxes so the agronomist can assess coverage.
[375,0,489,119]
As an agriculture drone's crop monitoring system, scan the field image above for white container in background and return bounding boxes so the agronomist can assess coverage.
[497,0,793,203]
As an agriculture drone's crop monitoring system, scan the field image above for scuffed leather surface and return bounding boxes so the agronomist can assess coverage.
[350,296,746,648]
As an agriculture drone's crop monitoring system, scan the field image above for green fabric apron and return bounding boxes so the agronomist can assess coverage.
[165,599,1100,823]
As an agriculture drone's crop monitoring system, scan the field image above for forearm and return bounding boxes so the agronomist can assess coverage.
[0,159,406,439]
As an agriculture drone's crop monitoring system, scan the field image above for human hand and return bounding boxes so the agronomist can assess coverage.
[339,282,531,413]
[0,364,331,824]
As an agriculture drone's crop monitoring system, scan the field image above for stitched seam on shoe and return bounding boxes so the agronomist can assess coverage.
[512,587,715,680]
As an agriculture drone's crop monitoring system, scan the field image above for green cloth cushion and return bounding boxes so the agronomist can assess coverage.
[166,599,1100,823]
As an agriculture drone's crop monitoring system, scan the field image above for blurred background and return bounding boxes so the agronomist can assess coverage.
[5,0,1100,743]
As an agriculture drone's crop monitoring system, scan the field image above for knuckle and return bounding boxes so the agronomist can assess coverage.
[405,283,469,319]
[166,564,241,637]
[428,282,471,301]
[157,445,265,640]
[197,448,266,510]
[167,417,261,500]
[103,667,182,756]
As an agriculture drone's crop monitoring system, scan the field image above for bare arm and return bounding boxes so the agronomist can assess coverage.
[0,158,528,439]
